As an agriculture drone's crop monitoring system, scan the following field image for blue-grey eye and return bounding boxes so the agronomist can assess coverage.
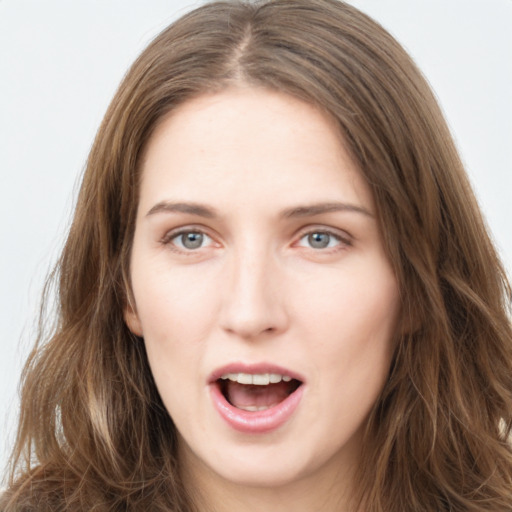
[173,231,211,250]
[298,231,341,249]
[308,232,330,248]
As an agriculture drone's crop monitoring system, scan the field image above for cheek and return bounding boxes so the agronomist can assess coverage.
[298,260,399,383]
[132,256,220,343]
[301,258,397,332]
[133,268,219,415]
[129,256,209,368]
[307,275,398,441]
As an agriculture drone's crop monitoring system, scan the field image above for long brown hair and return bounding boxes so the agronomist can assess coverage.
[2,1,511,510]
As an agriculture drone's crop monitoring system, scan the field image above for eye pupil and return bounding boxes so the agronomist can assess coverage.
[182,232,204,249]
[308,232,330,249]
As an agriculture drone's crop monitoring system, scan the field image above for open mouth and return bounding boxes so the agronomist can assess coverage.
[217,373,302,412]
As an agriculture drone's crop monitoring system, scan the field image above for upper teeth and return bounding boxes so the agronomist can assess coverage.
[220,373,292,385]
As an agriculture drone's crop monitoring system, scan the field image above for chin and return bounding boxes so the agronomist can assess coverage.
[179,426,348,492]
[212,453,308,488]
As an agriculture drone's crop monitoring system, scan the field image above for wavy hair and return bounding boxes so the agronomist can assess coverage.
[2,1,512,510]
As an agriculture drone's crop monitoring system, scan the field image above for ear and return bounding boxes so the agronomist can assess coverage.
[124,301,143,337]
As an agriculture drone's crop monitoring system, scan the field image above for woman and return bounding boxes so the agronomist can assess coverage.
[2,0,511,510]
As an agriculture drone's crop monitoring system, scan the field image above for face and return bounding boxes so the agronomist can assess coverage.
[126,87,399,494]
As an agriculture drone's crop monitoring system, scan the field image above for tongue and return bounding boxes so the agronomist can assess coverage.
[224,381,292,409]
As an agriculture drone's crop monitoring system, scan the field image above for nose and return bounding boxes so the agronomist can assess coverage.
[219,245,289,340]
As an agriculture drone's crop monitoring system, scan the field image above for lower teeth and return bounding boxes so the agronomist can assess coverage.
[237,403,279,412]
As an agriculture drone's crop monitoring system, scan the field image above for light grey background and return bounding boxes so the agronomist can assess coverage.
[1,0,511,476]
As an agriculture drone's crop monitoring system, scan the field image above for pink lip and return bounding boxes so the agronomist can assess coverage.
[208,362,305,434]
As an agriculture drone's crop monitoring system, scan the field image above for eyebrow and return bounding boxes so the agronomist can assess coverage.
[146,201,373,219]
[146,201,217,218]
[281,202,373,218]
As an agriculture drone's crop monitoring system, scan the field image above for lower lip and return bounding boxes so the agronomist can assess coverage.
[209,382,304,434]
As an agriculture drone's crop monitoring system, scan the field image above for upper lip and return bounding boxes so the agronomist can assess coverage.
[208,362,306,384]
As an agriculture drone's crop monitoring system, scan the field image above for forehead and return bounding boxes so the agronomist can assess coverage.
[138,87,373,216]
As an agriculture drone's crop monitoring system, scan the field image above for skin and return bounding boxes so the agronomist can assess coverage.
[125,87,400,511]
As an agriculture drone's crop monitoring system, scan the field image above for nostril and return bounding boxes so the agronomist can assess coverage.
[219,270,289,339]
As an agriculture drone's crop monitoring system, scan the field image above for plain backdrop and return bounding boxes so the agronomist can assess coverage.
[1,0,511,475]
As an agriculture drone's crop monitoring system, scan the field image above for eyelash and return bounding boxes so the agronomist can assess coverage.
[160,227,214,253]
[160,226,352,254]
[295,228,351,251]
